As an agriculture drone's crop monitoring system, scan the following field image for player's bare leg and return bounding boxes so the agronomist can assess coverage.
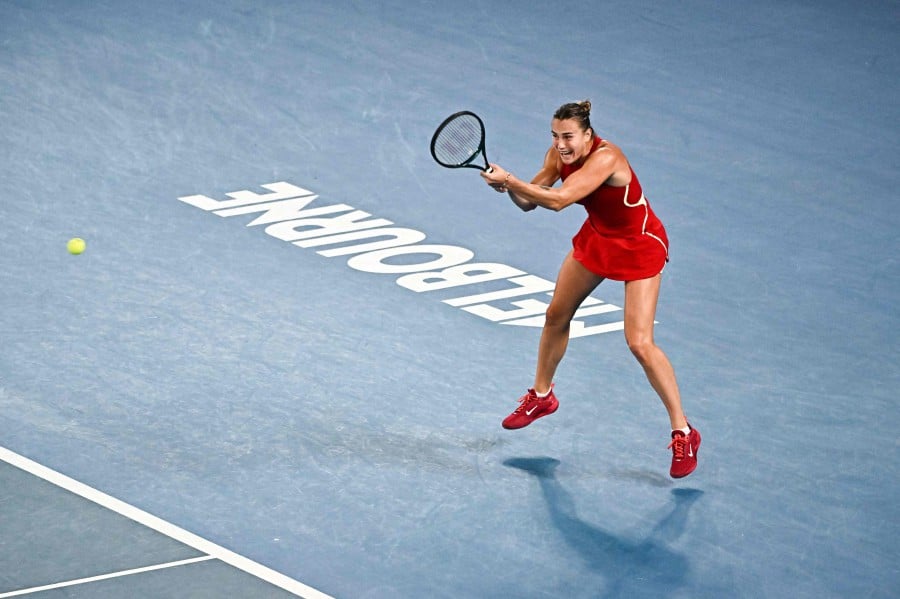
[623,274,687,428]
[502,252,602,430]
[534,251,604,392]
[624,274,700,477]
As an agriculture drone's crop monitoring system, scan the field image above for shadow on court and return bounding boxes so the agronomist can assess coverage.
[504,457,703,598]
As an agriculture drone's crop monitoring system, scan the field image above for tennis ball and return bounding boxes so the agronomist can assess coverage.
[67,237,86,255]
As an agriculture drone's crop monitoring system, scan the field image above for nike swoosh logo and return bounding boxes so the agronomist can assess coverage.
[688,445,694,458]
[526,406,538,416]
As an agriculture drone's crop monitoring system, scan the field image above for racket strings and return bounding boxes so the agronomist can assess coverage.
[433,115,483,166]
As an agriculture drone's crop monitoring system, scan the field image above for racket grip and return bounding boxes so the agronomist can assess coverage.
[486,166,493,173]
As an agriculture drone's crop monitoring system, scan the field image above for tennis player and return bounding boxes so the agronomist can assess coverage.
[480,100,700,478]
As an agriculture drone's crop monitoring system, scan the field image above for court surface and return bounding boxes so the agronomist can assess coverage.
[1,1,898,597]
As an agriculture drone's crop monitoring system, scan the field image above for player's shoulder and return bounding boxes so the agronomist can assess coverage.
[542,145,563,171]
[587,140,624,165]
[595,138,623,155]
[597,138,632,164]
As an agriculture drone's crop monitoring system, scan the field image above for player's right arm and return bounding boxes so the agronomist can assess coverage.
[508,146,560,212]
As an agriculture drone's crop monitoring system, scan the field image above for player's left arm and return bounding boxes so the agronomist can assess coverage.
[493,147,623,212]
[505,146,560,211]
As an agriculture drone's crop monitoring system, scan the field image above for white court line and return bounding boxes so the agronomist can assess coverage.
[0,445,333,599]
[0,556,215,598]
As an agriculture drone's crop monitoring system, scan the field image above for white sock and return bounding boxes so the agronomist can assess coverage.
[534,387,552,398]
[673,426,691,436]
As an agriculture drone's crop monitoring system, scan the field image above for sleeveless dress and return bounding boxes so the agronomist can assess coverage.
[566,137,669,281]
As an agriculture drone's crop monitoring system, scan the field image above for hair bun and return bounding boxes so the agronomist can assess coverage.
[553,100,593,133]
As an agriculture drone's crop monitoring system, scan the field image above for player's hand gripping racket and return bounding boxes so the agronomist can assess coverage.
[430,111,493,173]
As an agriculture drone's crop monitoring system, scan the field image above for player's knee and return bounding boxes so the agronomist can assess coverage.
[544,301,576,329]
[626,334,655,364]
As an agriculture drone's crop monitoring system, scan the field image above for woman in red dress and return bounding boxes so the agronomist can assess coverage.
[481,100,700,478]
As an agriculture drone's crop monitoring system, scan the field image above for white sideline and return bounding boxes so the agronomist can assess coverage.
[0,556,215,597]
[0,445,333,599]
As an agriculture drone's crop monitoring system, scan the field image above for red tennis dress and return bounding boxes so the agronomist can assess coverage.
[567,137,669,281]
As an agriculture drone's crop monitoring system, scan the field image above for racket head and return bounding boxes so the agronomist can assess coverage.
[430,110,491,171]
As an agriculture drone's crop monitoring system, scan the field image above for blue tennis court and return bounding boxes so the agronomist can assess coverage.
[1,1,897,597]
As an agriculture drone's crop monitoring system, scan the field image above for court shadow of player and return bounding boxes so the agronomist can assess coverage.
[503,457,703,598]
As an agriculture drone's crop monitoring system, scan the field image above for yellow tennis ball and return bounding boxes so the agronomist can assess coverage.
[67,237,86,255]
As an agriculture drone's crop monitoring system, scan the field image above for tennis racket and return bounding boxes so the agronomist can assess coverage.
[430,111,493,172]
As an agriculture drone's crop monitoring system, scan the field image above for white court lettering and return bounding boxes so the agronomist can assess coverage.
[177,182,627,337]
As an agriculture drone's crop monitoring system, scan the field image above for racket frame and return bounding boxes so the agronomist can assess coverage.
[430,110,492,172]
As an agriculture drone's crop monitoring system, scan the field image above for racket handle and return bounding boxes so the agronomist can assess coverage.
[485,166,493,173]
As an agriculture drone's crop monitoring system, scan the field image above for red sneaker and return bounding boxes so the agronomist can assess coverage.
[668,426,701,478]
[502,387,559,430]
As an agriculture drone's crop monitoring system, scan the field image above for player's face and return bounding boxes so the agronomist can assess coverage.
[551,119,593,164]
